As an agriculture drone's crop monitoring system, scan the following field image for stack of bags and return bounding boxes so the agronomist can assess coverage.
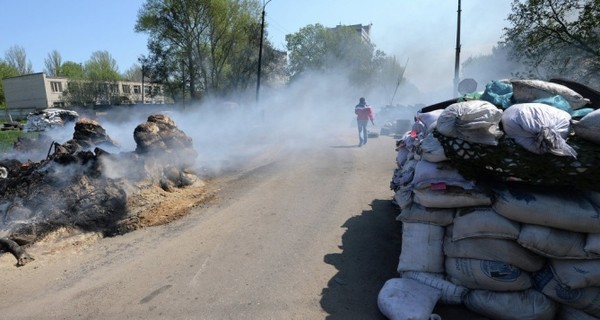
[379,79,600,320]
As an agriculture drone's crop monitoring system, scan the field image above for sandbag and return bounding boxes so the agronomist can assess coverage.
[556,305,600,320]
[411,160,474,190]
[573,108,600,145]
[464,289,557,320]
[393,186,413,211]
[452,206,520,241]
[493,185,600,233]
[377,278,441,320]
[435,100,504,145]
[551,258,600,289]
[517,224,591,259]
[533,265,600,318]
[445,257,532,291]
[444,226,545,272]
[397,222,445,273]
[501,103,576,157]
[413,186,492,209]
[585,233,600,255]
[416,109,444,130]
[396,203,454,226]
[511,79,590,109]
[480,79,513,109]
[401,271,468,304]
[419,134,448,163]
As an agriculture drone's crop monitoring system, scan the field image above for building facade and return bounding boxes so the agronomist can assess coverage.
[2,72,167,119]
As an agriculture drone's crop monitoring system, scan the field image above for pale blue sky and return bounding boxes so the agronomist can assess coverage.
[1,0,512,91]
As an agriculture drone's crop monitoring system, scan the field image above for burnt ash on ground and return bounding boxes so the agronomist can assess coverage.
[0,114,207,266]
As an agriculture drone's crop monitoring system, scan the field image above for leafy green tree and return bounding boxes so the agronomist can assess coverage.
[44,50,63,77]
[61,61,85,78]
[84,50,121,81]
[0,61,19,106]
[503,0,600,86]
[4,45,33,75]
[135,0,271,102]
[286,23,399,91]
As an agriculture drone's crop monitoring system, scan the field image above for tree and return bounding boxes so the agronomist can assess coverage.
[135,0,270,102]
[4,45,33,75]
[503,0,600,86]
[285,23,398,91]
[84,50,121,81]
[461,44,527,88]
[61,61,85,78]
[123,64,143,81]
[0,61,19,106]
[44,50,63,76]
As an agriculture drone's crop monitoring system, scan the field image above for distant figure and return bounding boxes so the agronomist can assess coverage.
[355,97,375,147]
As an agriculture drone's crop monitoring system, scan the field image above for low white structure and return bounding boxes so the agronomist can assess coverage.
[2,73,167,120]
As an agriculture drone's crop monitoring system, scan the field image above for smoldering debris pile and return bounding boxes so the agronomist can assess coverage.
[379,79,600,320]
[0,114,200,267]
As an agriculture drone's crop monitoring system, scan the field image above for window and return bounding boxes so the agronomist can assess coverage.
[50,81,63,93]
[133,85,141,94]
[144,86,151,94]
[122,84,131,94]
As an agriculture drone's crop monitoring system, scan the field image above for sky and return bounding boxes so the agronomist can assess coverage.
[1,0,513,101]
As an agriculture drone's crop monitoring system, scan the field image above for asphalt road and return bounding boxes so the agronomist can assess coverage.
[0,129,482,320]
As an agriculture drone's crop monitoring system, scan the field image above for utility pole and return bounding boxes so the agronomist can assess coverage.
[255,0,272,104]
[141,64,145,104]
[453,0,462,97]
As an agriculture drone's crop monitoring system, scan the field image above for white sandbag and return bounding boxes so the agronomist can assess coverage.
[493,186,600,233]
[435,100,504,145]
[396,147,410,168]
[396,203,455,226]
[377,278,442,320]
[573,108,600,145]
[398,158,418,186]
[394,186,413,211]
[511,79,590,109]
[446,257,532,291]
[452,206,521,241]
[411,160,475,190]
[397,222,445,273]
[419,134,448,163]
[413,186,492,209]
[551,258,600,289]
[417,109,444,130]
[464,289,557,320]
[518,224,591,259]
[585,233,600,255]
[444,226,545,272]
[501,102,576,157]
[557,305,600,320]
[401,271,468,304]
[533,265,600,318]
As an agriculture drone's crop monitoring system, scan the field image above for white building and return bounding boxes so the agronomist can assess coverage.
[2,73,168,120]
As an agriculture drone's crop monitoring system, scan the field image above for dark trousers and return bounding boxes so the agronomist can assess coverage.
[357,120,368,145]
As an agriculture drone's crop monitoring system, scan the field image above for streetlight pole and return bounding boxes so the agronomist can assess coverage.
[453,0,462,97]
[256,0,272,104]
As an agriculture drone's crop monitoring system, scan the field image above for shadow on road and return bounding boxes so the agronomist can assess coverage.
[320,198,402,320]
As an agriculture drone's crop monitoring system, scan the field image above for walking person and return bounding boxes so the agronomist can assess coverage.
[355,97,375,147]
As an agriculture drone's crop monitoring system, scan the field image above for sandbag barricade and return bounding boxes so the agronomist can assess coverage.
[381,79,600,320]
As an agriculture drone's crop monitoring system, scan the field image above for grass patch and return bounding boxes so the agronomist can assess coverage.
[0,130,39,155]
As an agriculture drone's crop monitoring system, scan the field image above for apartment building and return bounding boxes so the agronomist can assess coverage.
[2,72,167,119]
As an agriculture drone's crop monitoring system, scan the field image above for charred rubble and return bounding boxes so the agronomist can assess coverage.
[0,114,199,266]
